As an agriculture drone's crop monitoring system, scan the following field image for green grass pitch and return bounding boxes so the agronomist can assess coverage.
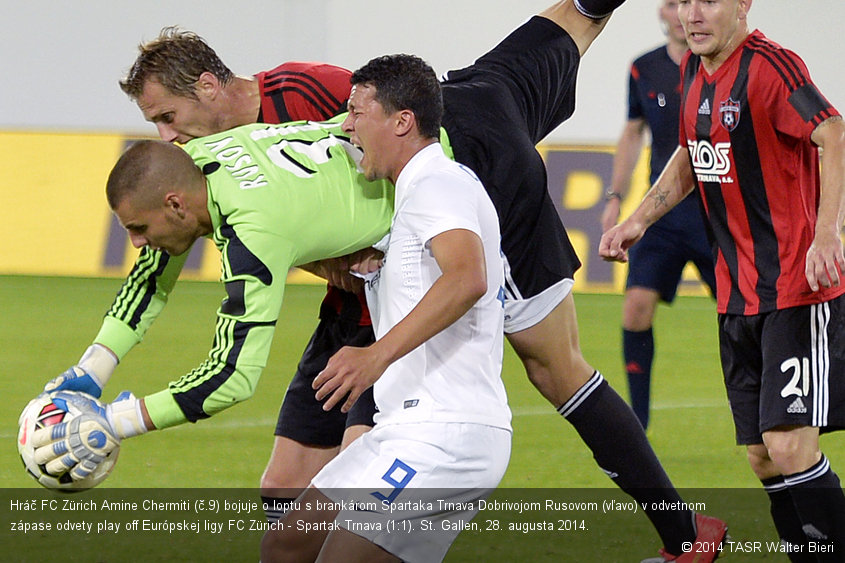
[1,275,842,561]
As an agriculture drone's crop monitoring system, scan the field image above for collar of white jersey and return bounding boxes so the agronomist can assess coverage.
[395,142,446,194]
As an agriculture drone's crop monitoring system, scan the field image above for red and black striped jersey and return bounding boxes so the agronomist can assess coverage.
[680,30,844,315]
[256,61,351,123]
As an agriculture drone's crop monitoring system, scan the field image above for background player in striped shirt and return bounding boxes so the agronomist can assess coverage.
[601,0,716,430]
[601,0,845,558]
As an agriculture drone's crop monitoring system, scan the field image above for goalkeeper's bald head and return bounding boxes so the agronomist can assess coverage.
[106,140,203,211]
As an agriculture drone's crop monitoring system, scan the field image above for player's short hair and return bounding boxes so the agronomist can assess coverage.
[106,140,200,210]
[120,26,234,100]
[351,54,442,139]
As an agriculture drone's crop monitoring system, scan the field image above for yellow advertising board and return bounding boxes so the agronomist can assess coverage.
[0,131,711,294]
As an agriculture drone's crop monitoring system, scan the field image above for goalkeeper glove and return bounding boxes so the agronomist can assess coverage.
[44,344,118,398]
[32,390,147,480]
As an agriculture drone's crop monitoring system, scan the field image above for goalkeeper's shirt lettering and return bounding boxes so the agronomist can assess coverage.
[204,136,267,189]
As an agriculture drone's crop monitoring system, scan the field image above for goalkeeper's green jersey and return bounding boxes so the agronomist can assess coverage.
[96,120,394,429]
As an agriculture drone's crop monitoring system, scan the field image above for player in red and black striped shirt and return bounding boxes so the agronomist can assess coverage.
[602,1,845,558]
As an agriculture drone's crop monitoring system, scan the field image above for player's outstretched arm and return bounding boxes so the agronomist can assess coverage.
[45,248,188,398]
[313,228,487,413]
[806,116,845,291]
[600,145,696,262]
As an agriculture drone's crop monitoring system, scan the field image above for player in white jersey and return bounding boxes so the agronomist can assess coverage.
[361,141,509,430]
[260,54,510,563]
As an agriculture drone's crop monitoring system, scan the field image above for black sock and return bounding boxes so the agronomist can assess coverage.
[761,476,815,563]
[261,496,298,522]
[573,0,627,19]
[560,372,694,554]
[784,455,845,561]
[623,328,654,428]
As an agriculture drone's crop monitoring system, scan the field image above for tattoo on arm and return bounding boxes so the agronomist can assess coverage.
[650,188,670,210]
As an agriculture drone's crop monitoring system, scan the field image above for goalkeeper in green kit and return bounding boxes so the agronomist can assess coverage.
[31,119,394,476]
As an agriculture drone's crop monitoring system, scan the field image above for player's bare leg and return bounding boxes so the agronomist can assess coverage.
[762,426,821,476]
[506,294,593,403]
[261,486,338,563]
[260,437,338,520]
[317,527,400,563]
[507,292,703,556]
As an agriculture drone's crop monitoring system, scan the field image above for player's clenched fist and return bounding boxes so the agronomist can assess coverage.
[599,219,647,263]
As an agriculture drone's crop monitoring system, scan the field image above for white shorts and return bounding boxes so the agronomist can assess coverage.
[311,421,512,563]
[503,277,573,333]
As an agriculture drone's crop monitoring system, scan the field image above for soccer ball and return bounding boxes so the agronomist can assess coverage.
[17,391,119,492]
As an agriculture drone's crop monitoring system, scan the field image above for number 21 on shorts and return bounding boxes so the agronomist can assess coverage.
[780,356,810,399]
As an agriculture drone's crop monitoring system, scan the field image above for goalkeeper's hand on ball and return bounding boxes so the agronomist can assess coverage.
[44,344,118,398]
[44,366,104,398]
[32,390,147,480]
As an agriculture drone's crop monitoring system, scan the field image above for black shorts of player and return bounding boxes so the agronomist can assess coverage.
[626,223,716,303]
[275,314,377,446]
[441,15,582,300]
[719,292,845,445]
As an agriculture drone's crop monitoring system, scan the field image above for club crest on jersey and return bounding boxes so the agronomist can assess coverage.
[719,98,741,132]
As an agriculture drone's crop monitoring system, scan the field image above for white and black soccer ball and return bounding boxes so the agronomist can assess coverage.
[17,391,119,492]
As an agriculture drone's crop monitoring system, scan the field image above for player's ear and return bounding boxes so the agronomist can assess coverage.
[395,109,416,137]
[195,71,220,100]
[164,193,186,219]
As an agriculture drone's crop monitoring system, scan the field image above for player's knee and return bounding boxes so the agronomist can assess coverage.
[746,444,776,479]
[259,466,284,493]
[622,307,653,331]
[622,289,658,330]
[522,352,592,405]
[761,427,821,475]
[260,467,313,492]
[524,361,555,393]
[259,453,308,492]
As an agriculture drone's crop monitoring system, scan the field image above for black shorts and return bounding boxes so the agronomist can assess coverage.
[275,315,377,446]
[441,15,582,301]
[719,293,845,445]
[627,223,716,302]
